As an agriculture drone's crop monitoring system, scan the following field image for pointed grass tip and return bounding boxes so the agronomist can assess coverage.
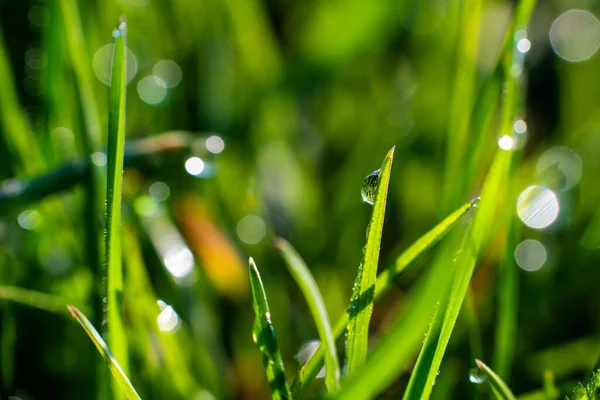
[475,359,484,369]
[112,16,127,38]
[67,304,78,317]
[271,237,285,249]
[386,146,396,158]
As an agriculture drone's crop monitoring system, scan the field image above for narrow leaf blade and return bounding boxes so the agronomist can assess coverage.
[475,359,517,400]
[105,16,129,393]
[249,258,292,400]
[345,146,394,376]
[67,305,141,400]
[274,238,340,392]
[293,197,477,394]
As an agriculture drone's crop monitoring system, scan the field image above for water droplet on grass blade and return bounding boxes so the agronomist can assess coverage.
[469,368,486,384]
[361,169,380,205]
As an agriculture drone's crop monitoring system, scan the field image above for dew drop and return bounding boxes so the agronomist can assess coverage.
[469,368,486,384]
[360,169,380,205]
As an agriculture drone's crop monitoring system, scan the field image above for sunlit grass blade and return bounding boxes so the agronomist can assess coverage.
[292,198,477,395]
[249,258,293,400]
[273,238,340,392]
[105,16,129,395]
[345,146,394,377]
[567,369,600,400]
[475,359,516,400]
[67,305,141,400]
[331,229,470,400]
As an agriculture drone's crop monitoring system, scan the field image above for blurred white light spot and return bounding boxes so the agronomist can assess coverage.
[297,340,326,378]
[152,60,182,88]
[149,181,170,202]
[163,246,194,279]
[91,152,107,167]
[517,38,531,53]
[206,135,225,154]
[498,135,515,150]
[137,76,167,105]
[517,185,560,230]
[185,157,205,176]
[2,179,23,195]
[237,215,266,244]
[515,239,547,271]
[92,44,138,85]
[536,146,582,192]
[513,119,527,134]
[549,9,600,62]
[157,300,180,332]
[18,210,41,230]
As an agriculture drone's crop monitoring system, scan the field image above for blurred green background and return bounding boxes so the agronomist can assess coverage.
[1,0,600,398]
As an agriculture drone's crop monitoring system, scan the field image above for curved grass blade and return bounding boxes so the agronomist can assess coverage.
[249,258,292,400]
[0,286,87,316]
[292,197,477,395]
[475,359,516,400]
[67,305,141,400]
[345,146,394,377]
[105,16,129,389]
[273,238,340,392]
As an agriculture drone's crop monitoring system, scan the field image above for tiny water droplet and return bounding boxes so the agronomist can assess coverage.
[436,370,440,376]
[360,169,380,205]
[469,368,486,384]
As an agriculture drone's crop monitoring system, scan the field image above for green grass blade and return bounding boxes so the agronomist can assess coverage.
[105,16,129,390]
[273,238,341,392]
[67,305,141,400]
[331,229,470,400]
[568,369,600,400]
[475,359,516,400]
[0,286,81,315]
[345,146,394,377]
[292,198,477,395]
[58,0,103,150]
[249,258,293,400]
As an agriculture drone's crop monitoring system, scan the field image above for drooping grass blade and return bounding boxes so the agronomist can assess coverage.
[249,258,292,400]
[292,198,477,395]
[273,238,340,392]
[345,146,394,377]
[475,359,516,400]
[67,305,141,400]
[105,16,129,393]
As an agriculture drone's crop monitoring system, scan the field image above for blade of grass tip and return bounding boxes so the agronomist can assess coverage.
[273,238,341,392]
[106,16,129,390]
[345,146,394,377]
[249,258,293,400]
[475,359,516,400]
[67,305,141,400]
[292,197,478,395]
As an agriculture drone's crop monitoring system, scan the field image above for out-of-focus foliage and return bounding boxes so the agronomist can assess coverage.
[1,0,600,399]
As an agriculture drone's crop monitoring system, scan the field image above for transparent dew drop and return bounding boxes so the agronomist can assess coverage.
[360,169,380,205]
[469,368,486,384]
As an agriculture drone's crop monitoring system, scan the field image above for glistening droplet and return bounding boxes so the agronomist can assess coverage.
[360,169,380,205]
[469,368,486,384]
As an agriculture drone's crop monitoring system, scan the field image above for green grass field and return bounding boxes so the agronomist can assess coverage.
[1,0,600,399]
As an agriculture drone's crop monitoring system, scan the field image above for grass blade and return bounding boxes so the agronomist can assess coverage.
[0,286,84,316]
[249,258,292,400]
[292,198,477,395]
[475,359,516,400]
[105,16,129,392]
[345,146,394,377]
[331,229,470,400]
[67,305,141,400]
[273,238,341,392]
